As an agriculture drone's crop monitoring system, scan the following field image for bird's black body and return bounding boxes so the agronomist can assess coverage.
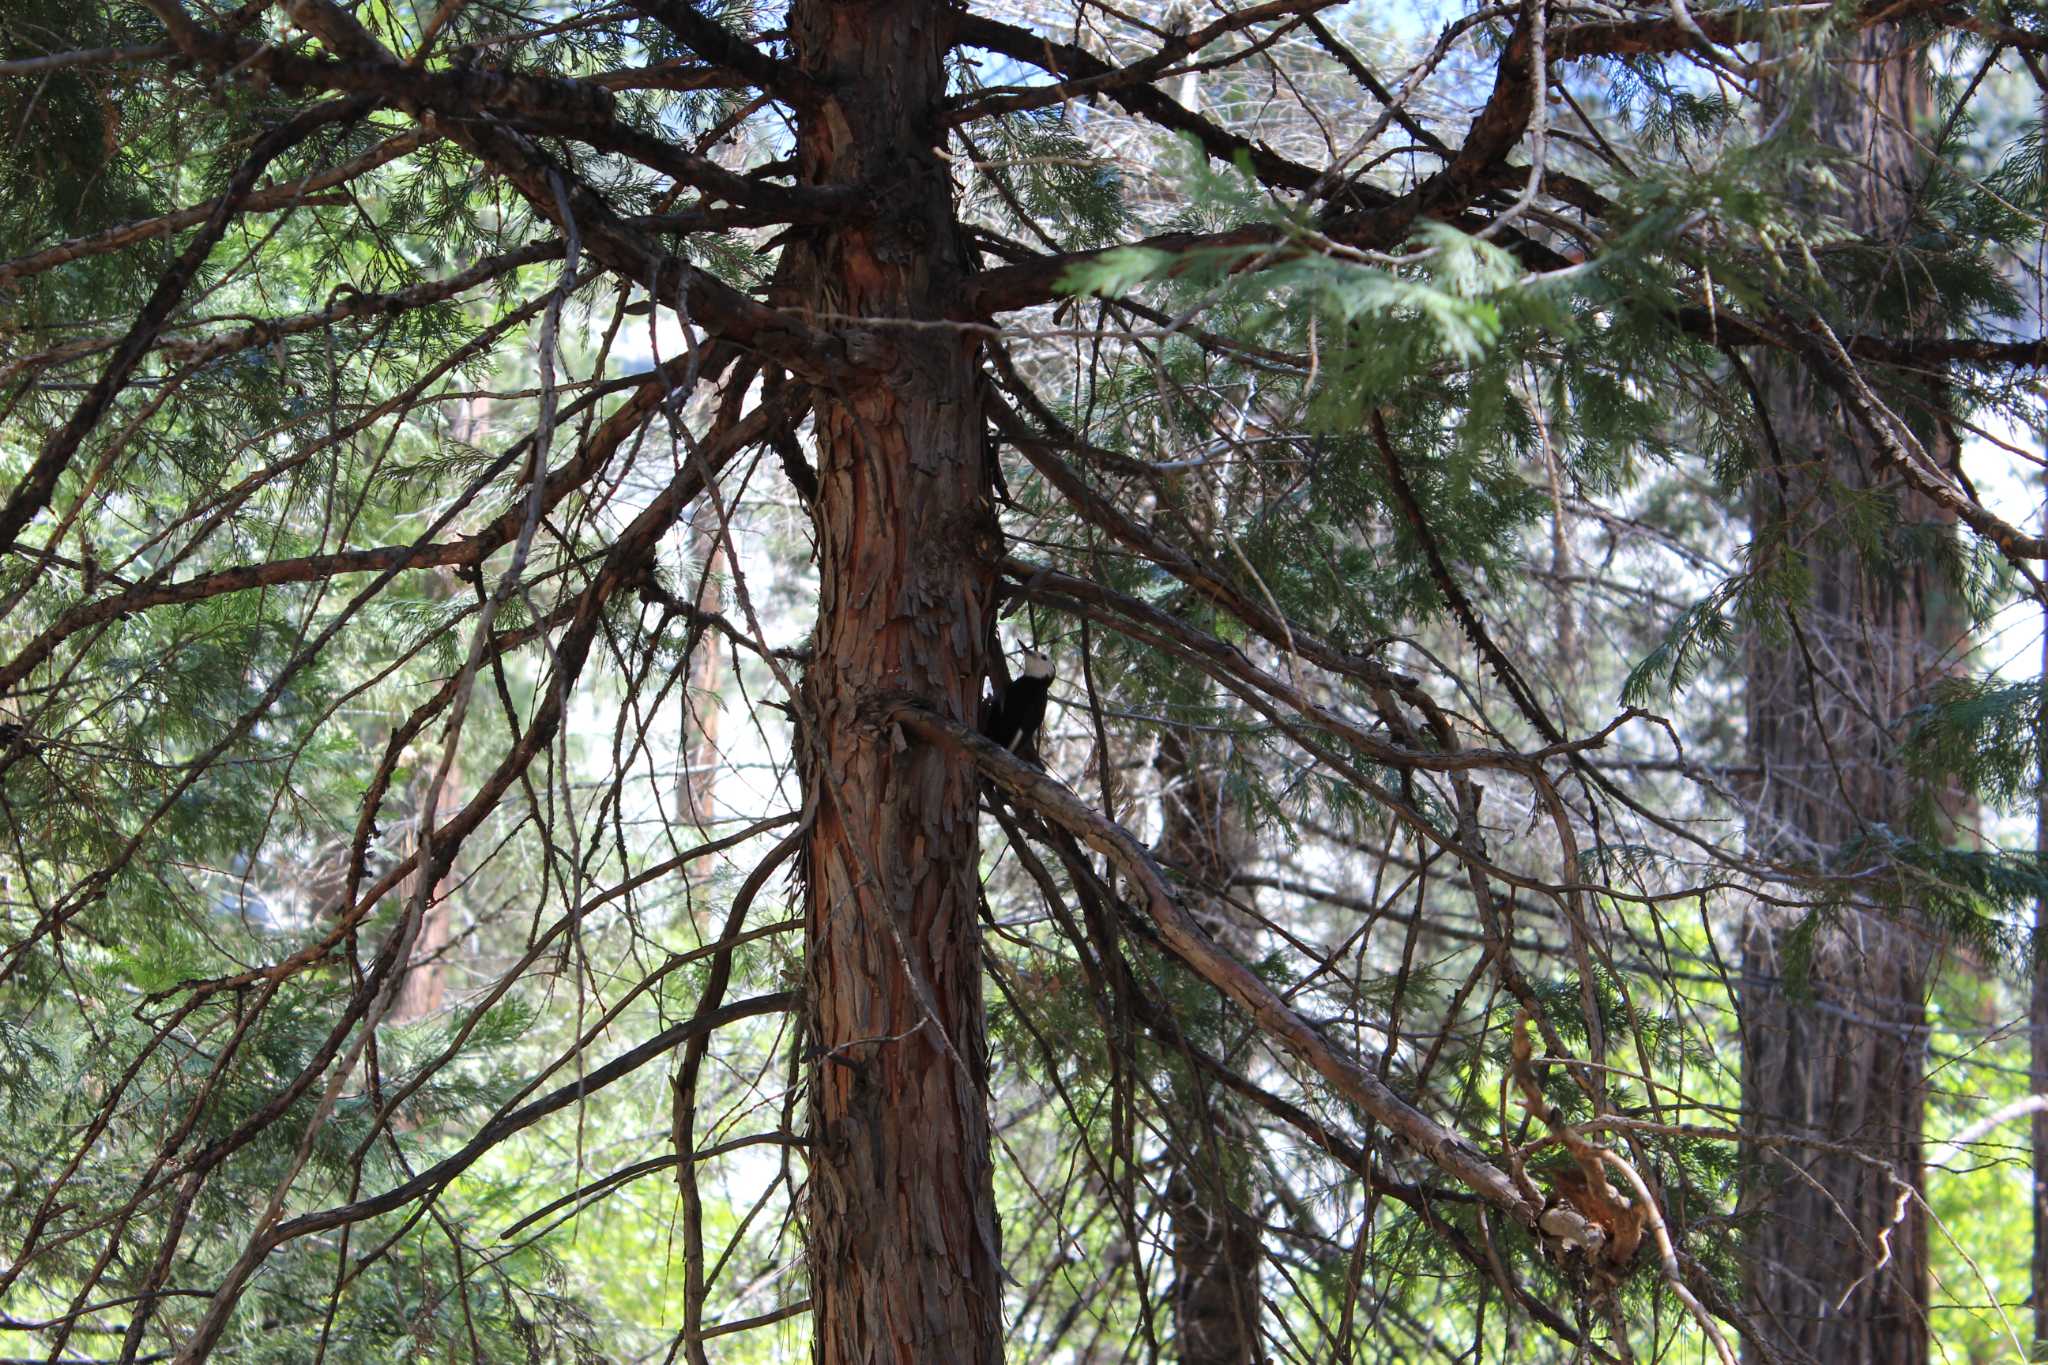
[983,652,1053,754]
[0,721,48,771]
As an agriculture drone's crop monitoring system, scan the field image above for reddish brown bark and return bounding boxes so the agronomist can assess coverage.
[791,1,1005,1361]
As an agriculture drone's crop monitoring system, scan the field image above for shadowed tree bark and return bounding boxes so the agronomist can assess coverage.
[2036,536,2048,1356]
[1155,726,1263,1365]
[2034,554,2048,1357]
[1740,30,1965,1364]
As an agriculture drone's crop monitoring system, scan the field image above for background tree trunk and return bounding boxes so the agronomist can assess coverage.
[391,756,456,1023]
[1155,727,1263,1365]
[792,2,1005,1360]
[2033,481,2048,1357]
[390,394,495,1024]
[675,500,726,884]
[1740,29,1960,1364]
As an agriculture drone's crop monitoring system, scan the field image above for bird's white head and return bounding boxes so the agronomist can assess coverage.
[1018,650,1054,680]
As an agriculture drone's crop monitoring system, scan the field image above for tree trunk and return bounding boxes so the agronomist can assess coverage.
[1740,30,1958,1365]
[1738,920,1932,1365]
[791,2,1005,1361]
[1155,727,1263,1365]
[2033,480,2048,1358]
[391,395,497,1023]
[675,500,726,883]
[391,759,455,1023]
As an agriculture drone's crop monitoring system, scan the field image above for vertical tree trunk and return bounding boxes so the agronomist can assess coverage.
[2033,482,2048,1358]
[1740,30,1957,1365]
[391,758,456,1023]
[675,501,726,883]
[791,3,1005,1361]
[1154,728,1262,1365]
[391,394,496,1023]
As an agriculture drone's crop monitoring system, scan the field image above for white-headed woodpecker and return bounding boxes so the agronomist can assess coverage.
[983,650,1054,754]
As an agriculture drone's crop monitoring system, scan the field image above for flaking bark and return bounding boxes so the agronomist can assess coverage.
[790,2,1006,1360]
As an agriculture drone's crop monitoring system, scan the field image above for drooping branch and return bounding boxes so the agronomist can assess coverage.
[0,125,430,292]
[889,700,1537,1221]
[6,239,565,386]
[141,0,874,385]
[0,96,370,560]
[247,992,793,1250]
[953,9,1345,193]
[622,0,827,109]
[0,380,792,700]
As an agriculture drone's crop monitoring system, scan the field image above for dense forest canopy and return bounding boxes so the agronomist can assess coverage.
[6,0,2048,1360]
